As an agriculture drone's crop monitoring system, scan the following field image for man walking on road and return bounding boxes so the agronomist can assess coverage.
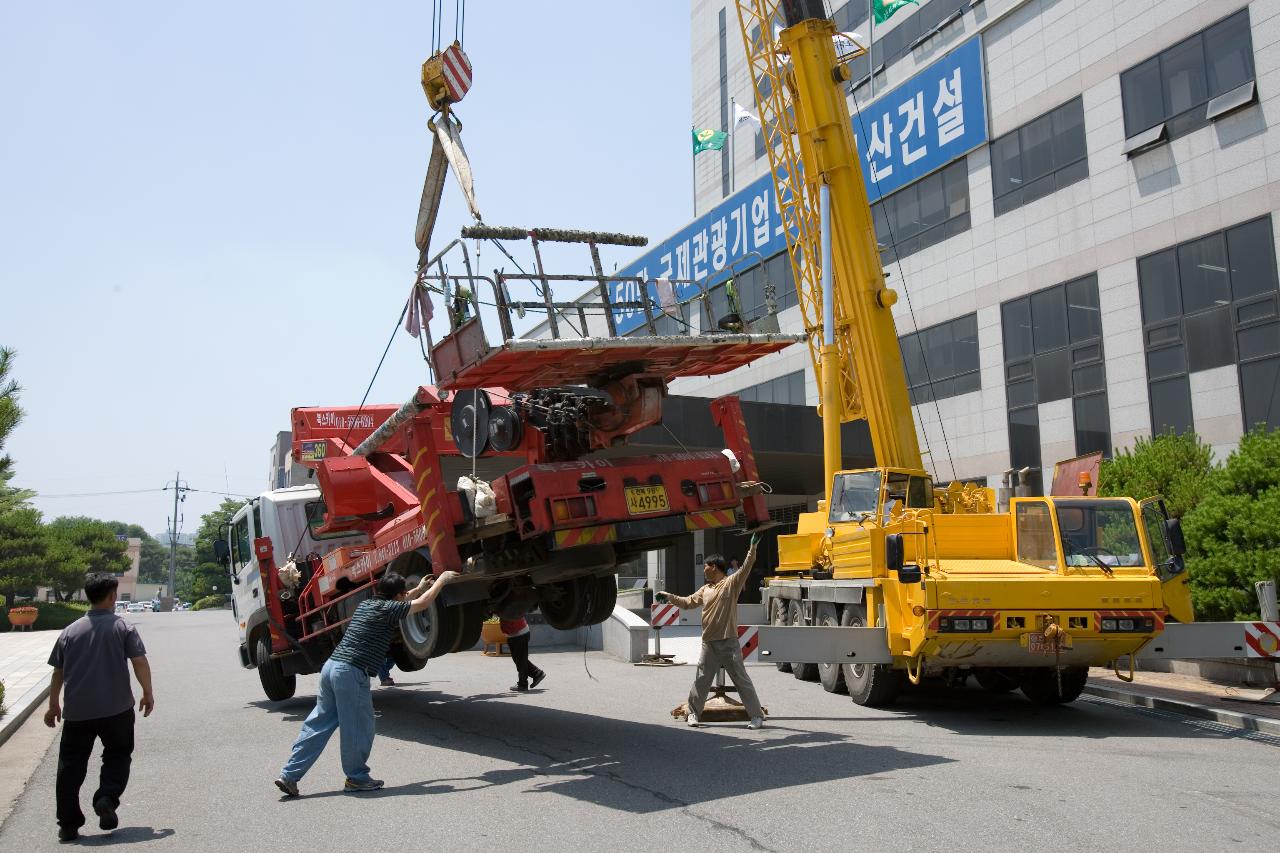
[275,569,458,797]
[44,572,154,843]
[656,537,765,730]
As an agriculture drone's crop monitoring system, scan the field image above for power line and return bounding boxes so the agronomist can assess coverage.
[37,486,254,500]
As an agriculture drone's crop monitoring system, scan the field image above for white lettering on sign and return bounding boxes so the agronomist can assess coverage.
[313,412,376,431]
[710,217,728,271]
[729,203,747,256]
[898,91,927,166]
[934,67,964,146]
[691,228,709,280]
[751,191,770,248]
[866,114,894,183]
[533,458,616,473]
[346,524,429,580]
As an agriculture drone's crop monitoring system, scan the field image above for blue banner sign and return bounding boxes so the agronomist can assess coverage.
[611,170,789,335]
[612,36,986,335]
[853,36,987,201]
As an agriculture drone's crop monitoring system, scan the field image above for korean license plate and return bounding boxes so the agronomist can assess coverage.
[1025,632,1073,655]
[625,485,669,515]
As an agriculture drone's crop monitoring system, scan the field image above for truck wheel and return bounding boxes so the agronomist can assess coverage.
[451,601,487,652]
[788,600,819,682]
[582,575,618,626]
[256,636,296,702]
[815,603,846,694]
[540,578,589,630]
[1020,666,1088,704]
[771,598,792,673]
[402,598,461,659]
[973,668,1019,693]
[391,644,428,672]
[839,603,902,707]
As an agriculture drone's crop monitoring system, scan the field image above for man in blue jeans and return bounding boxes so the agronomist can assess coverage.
[275,568,458,796]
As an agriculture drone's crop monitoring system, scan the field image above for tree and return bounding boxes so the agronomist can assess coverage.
[1182,427,1280,621]
[0,347,33,514]
[43,517,130,600]
[179,498,243,602]
[0,506,45,609]
[1098,431,1216,519]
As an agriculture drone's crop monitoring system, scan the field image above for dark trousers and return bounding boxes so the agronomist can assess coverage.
[56,708,134,829]
[508,633,542,688]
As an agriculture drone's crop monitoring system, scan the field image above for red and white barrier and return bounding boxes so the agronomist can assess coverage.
[650,601,681,628]
[737,625,760,661]
[1245,622,1280,658]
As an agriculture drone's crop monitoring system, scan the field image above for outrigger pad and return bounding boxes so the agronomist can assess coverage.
[433,331,805,390]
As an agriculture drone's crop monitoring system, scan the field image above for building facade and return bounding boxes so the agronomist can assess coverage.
[649,0,1280,493]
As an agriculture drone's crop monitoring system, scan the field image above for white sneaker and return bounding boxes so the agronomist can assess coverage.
[747,717,764,730]
[687,713,702,727]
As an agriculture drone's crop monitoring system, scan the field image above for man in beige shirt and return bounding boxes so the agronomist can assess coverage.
[657,539,764,729]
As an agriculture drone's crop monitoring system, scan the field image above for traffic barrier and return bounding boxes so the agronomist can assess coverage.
[635,600,687,667]
[1244,621,1280,658]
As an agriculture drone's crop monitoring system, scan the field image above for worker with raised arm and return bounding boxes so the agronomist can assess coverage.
[656,536,765,729]
[275,569,459,797]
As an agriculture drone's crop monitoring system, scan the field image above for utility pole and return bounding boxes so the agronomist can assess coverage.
[164,472,189,609]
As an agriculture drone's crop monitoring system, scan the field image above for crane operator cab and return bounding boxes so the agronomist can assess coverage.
[828,468,933,527]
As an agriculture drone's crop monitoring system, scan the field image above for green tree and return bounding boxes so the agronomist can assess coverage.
[1098,431,1216,519]
[0,506,45,610]
[1182,427,1280,621]
[0,347,33,514]
[178,498,243,601]
[43,517,130,600]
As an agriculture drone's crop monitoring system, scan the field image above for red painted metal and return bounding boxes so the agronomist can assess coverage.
[711,395,769,526]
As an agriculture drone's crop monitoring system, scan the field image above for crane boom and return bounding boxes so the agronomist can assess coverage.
[735,0,922,482]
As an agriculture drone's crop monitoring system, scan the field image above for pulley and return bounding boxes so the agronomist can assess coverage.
[450,388,491,457]
[488,405,523,452]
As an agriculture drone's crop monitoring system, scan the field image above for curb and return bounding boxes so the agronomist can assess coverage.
[0,673,52,749]
[1084,683,1280,738]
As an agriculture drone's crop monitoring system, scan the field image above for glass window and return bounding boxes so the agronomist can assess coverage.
[1066,275,1102,342]
[1016,502,1058,570]
[943,160,968,219]
[1073,393,1112,456]
[1073,363,1106,395]
[1149,375,1194,435]
[1020,113,1054,182]
[1056,500,1143,567]
[1052,98,1088,166]
[1238,322,1280,362]
[918,172,947,230]
[1147,345,1187,379]
[1138,250,1182,323]
[898,314,981,404]
[1161,35,1208,117]
[1035,348,1071,403]
[991,132,1021,199]
[1142,499,1173,569]
[1008,407,1042,468]
[1241,356,1280,430]
[1227,217,1279,301]
[789,371,804,405]
[1031,287,1068,352]
[1178,233,1230,313]
[232,516,252,570]
[1007,378,1036,408]
[1121,56,1164,137]
[954,314,979,374]
[1002,298,1033,360]
[1184,306,1235,371]
[829,470,882,523]
[1205,11,1255,96]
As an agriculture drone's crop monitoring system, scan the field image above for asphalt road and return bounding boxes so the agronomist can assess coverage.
[2,611,1277,851]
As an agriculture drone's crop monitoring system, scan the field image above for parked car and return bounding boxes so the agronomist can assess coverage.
[126,602,145,613]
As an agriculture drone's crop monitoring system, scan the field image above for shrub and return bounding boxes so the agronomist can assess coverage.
[30,601,90,631]
[191,594,225,611]
[1099,431,1216,518]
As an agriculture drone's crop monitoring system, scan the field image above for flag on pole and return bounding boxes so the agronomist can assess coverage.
[692,127,728,154]
[732,102,761,134]
[404,280,434,338]
[873,0,918,25]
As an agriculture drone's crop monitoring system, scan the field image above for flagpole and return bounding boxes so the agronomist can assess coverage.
[691,126,697,217]
[730,98,736,194]
[868,0,875,99]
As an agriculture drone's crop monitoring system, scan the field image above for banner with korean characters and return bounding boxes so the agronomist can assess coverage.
[853,35,988,201]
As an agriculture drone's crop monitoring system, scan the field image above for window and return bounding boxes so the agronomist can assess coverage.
[1015,502,1058,570]
[231,516,252,571]
[899,313,981,404]
[844,0,971,94]
[1057,501,1144,567]
[830,470,882,523]
[1137,215,1280,433]
[1002,274,1111,469]
[873,159,970,262]
[1120,9,1256,151]
[991,98,1088,216]
[737,370,806,406]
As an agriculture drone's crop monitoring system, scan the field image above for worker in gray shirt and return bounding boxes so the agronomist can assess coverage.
[45,572,154,843]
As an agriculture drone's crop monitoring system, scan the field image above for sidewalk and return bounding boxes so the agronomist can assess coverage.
[1086,666,1280,737]
[0,631,57,747]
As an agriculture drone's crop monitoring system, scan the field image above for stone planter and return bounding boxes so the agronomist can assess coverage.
[481,620,508,656]
[6,607,38,630]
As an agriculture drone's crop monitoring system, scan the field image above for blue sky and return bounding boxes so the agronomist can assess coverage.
[0,1,692,536]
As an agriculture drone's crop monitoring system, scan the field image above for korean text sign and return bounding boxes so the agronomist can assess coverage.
[854,36,987,200]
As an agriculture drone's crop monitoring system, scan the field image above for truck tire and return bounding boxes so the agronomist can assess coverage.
[582,575,618,626]
[788,600,819,682]
[973,668,1019,693]
[815,603,847,694]
[839,603,903,707]
[451,601,487,652]
[402,598,461,659]
[771,598,792,673]
[540,577,589,630]
[391,644,428,672]
[256,636,297,702]
[1020,666,1088,704]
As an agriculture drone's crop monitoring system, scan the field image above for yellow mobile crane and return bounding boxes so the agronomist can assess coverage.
[734,0,1246,706]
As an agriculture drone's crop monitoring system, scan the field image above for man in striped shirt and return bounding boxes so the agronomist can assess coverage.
[275,568,458,796]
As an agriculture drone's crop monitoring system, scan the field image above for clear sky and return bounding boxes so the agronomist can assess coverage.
[0,1,693,537]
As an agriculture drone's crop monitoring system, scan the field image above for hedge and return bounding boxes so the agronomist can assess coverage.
[191,594,225,611]
[3,601,90,632]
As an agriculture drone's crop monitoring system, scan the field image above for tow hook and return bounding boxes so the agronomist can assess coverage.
[1042,616,1069,694]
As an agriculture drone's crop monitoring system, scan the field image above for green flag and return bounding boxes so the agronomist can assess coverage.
[873,0,919,25]
[692,127,727,154]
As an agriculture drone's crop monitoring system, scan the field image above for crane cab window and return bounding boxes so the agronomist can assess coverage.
[1057,500,1144,567]
[830,471,882,523]
[1015,501,1058,570]
[885,472,933,508]
[231,515,253,571]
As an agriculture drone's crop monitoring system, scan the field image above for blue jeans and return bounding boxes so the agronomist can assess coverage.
[377,657,394,681]
[280,660,375,785]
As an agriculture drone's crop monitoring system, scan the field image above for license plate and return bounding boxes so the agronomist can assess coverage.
[625,485,669,515]
[1026,632,1073,654]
